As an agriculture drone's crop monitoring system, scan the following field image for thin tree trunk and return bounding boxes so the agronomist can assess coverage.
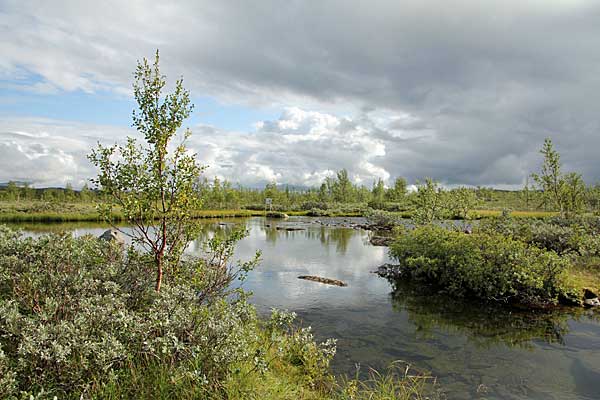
[155,253,163,292]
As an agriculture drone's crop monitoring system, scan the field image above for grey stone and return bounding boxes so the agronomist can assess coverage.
[583,298,600,308]
[99,229,126,246]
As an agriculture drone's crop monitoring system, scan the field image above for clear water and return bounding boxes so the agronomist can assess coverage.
[14,216,600,400]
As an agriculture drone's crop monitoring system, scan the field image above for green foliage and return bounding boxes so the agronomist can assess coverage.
[563,172,586,214]
[369,178,386,208]
[0,226,265,398]
[88,51,204,291]
[478,215,600,257]
[446,187,479,219]
[334,364,439,400]
[365,209,400,230]
[389,225,574,305]
[333,169,353,203]
[386,177,408,202]
[411,178,444,225]
[531,138,586,215]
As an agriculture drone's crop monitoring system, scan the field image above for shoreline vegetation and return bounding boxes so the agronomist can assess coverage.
[0,199,559,223]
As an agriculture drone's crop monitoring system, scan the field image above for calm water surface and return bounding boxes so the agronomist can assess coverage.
[17,217,600,400]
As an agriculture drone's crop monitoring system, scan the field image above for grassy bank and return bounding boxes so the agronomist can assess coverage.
[0,200,563,223]
[0,201,266,223]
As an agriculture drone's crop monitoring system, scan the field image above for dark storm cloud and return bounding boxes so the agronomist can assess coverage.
[1,0,600,186]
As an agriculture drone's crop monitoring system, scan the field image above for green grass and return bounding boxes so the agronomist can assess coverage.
[0,201,267,222]
[566,256,600,295]
[90,325,440,400]
[472,209,558,219]
[94,359,439,400]
[0,199,574,223]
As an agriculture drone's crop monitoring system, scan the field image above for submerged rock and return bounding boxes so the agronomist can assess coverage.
[99,229,126,246]
[373,263,404,280]
[297,275,347,287]
[370,236,393,246]
[276,226,306,231]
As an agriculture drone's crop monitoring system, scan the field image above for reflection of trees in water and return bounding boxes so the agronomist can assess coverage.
[187,221,247,252]
[260,225,355,254]
[264,225,278,244]
[305,226,355,254]
[389,281,583,348]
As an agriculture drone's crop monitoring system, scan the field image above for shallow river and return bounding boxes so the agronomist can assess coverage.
[15,216,600,400]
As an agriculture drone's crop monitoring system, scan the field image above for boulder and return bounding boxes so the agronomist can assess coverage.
[583,298,600,308]
[99,229,126,246]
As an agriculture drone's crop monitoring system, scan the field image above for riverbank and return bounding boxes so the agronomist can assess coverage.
[0,200,558,223]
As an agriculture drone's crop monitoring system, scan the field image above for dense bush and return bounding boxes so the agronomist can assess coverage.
[0,226,340,399]
[478,216,600,257]
[300,201,330,211]
[244,203,289,212]
[389,225,575,306]
[365,209,401,230]
[306,208,332,217]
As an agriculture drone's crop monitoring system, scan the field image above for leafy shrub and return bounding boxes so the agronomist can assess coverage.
[365,209,400,230]
[0,226,262,398]
[478,216,600,257]
[389,225,574,306]
[244,204,288,212]
[300,201,329,211]
[0,226,348,399]
[306,208,332,217]
[265,211,288,218]
[266,309,336,388]
[380,202,410,212]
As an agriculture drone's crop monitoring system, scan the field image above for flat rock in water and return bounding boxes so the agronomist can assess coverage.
[370,236,393,246]
[276,226,306,231]
[298,275,347,287]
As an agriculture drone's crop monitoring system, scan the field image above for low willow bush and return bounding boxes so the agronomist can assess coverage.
[0,227,338,399]
[478,216,600,257]
[365,209,401,230]
[389,225,577,306]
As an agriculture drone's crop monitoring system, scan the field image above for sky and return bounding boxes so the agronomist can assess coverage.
[1,0,600,189]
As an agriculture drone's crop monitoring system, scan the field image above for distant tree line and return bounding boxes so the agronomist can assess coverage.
[0,181,95,202]
[3,138,600,215]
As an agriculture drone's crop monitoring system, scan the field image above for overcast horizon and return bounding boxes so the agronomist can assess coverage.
[1,0,600,189]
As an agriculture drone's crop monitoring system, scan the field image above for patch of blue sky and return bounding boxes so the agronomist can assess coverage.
[0,69,280,132]
[192,96,280,132]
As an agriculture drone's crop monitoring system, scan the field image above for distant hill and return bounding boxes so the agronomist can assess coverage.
[0,181,30,188]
